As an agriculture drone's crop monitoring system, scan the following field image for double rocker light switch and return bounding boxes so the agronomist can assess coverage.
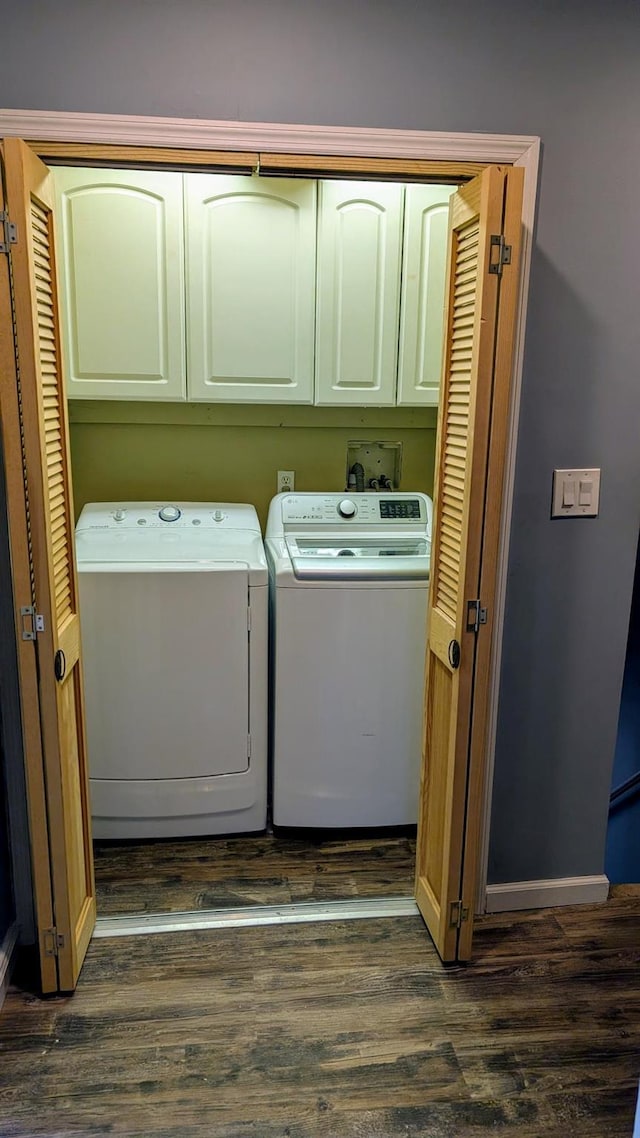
[552,468,601,518]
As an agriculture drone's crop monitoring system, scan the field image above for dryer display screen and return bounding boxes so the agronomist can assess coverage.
[379,499,421,519]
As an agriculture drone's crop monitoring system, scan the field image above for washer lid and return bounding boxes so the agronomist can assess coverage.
[285,536,430,581]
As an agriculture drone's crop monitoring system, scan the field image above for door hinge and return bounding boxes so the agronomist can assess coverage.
[43,926,65,957]
[247,605,252,632]
[20,605,45,640]
[489,234,511,276]
[449,900,469,929]
[466,599,487,634]
[247,733,252,759]
[0,210,18,254]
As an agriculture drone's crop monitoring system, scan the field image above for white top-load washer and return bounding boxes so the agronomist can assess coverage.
[265,492,432,828]
[75,502,268,839]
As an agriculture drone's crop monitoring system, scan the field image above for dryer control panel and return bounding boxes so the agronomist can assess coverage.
[76,502,261,533]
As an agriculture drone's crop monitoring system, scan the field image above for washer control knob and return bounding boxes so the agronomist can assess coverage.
[113,509,126,522]
[158,505,181,523]
[338,499,357,518]
[213,509,224,522]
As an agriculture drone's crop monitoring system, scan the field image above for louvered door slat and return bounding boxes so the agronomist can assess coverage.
[31,197,74,633]
[440,543,462,573]
[52,533,67,560]
[441,524,462,551]
[50,513,66,537]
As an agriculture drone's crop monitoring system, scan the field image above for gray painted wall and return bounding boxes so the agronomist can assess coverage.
[1,0,639,885]
[0,742,15,944]
[0,434,33,943]
[0,439,17,944]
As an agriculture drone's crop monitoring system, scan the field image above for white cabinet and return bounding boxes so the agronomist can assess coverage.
[54,168,186,401]
[315,182,404,407]
[185,175,316,404]
[54,169,453,408]
[397,184,457,406]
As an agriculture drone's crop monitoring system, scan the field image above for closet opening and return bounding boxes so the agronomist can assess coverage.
[53,158,456,928]
[0,120,536,990]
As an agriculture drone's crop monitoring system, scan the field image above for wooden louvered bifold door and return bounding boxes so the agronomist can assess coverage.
[2,138,95,992]
[414,166,523,963]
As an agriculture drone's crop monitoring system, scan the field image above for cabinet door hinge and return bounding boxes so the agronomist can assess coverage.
[43,927,65,957]
[247,733,252,759]
[0,211,18,254]
[20,605,45,640]
[466,599,487,634]
[489,234,511,276]
[449,900,469,929]
[247,605,252,632]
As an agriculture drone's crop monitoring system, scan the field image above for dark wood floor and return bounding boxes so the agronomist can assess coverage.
[94,831,417,915]
[2,890,639,1136]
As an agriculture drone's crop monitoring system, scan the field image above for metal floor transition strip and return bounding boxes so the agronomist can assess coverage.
[93,897,421,938]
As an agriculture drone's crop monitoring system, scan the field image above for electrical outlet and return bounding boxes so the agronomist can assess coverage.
[277,470,295,494]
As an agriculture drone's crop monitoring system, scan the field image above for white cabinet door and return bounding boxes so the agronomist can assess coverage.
[316,181,403,406]
[186,175,316,404]
[54,168,186,400]
[397,184,457,406]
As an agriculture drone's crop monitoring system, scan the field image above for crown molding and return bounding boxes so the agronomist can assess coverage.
[0,109,539,166]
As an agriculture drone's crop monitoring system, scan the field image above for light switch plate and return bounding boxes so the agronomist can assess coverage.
[552,468,601,518]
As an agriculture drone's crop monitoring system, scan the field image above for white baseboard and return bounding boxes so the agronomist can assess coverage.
[0,923,18,1012]
[485,874,610,913]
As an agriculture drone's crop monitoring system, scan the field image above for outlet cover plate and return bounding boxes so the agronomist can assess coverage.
[552,468,601,518]
[277,470,295,494]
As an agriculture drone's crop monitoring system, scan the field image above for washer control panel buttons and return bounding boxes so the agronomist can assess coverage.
[379,499,421,520]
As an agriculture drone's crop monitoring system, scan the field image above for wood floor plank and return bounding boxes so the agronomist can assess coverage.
[555,895,640,948]
[93,832,417,915]
[1,898,639,1137]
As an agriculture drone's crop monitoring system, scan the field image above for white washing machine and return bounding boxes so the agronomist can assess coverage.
[75,502,268,839]
[266,492,432,828]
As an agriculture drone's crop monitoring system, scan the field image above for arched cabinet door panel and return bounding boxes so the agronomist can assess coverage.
[397,183,457,407]
[54,167,186,400]
[315,181,403,406]
[186,174,316,404]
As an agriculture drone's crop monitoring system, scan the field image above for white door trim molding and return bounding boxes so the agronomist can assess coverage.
[0,109,540,915]
[0,109,538,165]
[486,875,610,913]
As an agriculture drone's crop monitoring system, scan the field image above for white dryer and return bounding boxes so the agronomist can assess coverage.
[266,492,432,828]
[75,502,267,839]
